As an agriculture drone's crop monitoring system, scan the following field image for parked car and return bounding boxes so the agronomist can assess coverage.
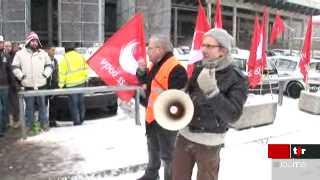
[173,47,279,94]
[269,49,300,56]
[274,56,320,98]
[50,47,118,121]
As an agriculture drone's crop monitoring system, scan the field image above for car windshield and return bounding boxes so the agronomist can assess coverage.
[232,57,277,74]
[232,58,246,71]
[277,59,297,71]
[309,62,320,73]
[75,47,88,56]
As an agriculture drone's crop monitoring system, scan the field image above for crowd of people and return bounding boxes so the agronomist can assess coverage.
[1,28,248,180]
[0,31,88,137]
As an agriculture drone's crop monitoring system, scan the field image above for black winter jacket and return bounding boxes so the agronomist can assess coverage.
[187,62,248,133]
[0,51,10,87]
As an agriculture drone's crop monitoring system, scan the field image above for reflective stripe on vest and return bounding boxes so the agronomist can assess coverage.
[145,56,180,124]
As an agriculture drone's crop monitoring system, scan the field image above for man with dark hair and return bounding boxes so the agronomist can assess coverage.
[58,43,88,126]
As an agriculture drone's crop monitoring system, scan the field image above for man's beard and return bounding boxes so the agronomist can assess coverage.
[30,45,39,51]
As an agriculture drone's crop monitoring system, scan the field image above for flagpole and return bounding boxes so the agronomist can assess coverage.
[306,17,312,93]
[207,0,212,25]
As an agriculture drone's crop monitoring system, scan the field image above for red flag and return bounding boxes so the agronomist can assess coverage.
[247,16,262,88]
[88,13,146,101]
[270,11,285,45]
[187,1,210,78]
[299,16,312,82]
[214,0,223,28]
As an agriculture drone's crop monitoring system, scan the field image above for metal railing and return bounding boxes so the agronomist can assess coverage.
[18,86,142,139]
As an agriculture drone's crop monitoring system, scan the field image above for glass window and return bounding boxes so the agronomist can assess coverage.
[277,59,297,71]
[232,58,246,71]
[309,62,320,73]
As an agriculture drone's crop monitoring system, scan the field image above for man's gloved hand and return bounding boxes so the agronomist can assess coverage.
[196,68,219,97]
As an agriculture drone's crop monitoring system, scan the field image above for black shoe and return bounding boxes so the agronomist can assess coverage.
[49,121,57,127]
[137,174,159,180]
[73,122,82,126]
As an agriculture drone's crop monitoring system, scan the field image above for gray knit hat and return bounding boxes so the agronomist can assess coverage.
[204,28,234,52]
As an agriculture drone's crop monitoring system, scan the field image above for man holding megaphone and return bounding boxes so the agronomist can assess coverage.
[172,28,248,180]
[136,34,188,180]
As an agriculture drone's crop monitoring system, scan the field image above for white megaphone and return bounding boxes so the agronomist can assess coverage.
[153,89,194,131]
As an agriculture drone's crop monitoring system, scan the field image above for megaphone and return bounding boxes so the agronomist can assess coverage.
[153,89,194,131]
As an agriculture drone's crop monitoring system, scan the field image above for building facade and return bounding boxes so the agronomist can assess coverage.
[1,0,320,49]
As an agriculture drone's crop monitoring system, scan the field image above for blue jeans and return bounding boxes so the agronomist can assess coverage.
[24,96,48,128]
[67,93,85,125]
[0,88,9,135]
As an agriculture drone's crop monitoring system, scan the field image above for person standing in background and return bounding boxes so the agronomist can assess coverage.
[0,36,10,137]
[3,41,21,128]
[45,46,59,127]
[58,43,88,126]
[12,32,53,133]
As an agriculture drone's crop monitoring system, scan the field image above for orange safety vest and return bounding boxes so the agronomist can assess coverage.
[145,56,180,124]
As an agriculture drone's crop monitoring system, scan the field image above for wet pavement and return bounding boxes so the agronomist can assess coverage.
[0,106,147,180]
[0,108,122,180]
[0,128,82,180]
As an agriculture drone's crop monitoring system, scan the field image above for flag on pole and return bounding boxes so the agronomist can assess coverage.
[88,13,146,101]
[214,0,223,28]
[299,16,313,83]
[247,16,262,88]
[270,11,285,45]
[187,0,210,78]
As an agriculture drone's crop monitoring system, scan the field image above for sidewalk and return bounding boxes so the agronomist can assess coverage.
[1,97,319,180]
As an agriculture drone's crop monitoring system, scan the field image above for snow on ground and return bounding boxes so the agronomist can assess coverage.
[22,96,320,180]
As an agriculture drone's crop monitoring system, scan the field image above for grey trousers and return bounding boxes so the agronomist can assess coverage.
[143,123,177,180]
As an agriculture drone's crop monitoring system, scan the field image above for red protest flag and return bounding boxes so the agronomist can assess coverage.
[299,16,313,82]
[270,11,285,46]
[214,0,223,28]
[88,13,146,101]
[247,16,262,88]
[191,1,210,50]
[187,0,211,78]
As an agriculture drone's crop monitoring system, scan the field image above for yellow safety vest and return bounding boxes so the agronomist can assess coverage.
[58,50,88,88]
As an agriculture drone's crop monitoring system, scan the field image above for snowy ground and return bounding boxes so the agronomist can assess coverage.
[15,95,320,180]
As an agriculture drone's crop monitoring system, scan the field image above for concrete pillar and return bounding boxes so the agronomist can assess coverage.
[173,7,178,46]
[47,0,53,46]
[135,0,172,38]
[232,6,237,47]
[207,0,212,25]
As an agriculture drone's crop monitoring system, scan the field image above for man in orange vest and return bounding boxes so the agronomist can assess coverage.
[136,34,188,180]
